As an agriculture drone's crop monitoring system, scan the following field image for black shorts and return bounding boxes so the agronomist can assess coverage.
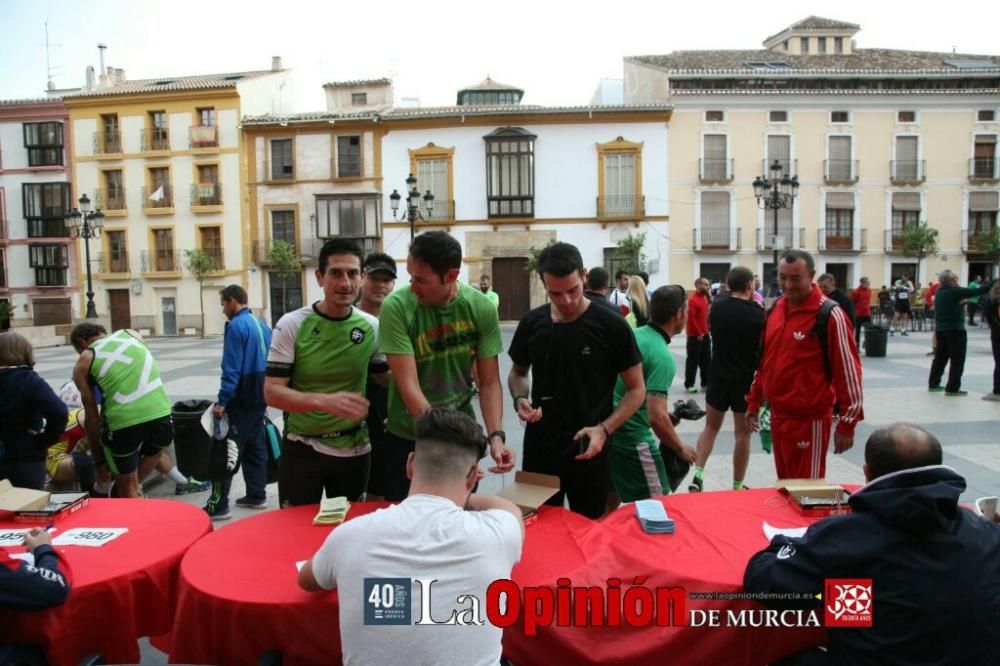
[102,415,173,475]
[894,301,911,314]
[706,381,749,414]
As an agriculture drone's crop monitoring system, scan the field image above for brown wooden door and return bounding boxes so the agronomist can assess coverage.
[32,298,71,326]
[108,289,131,332]
[492,257,530,321]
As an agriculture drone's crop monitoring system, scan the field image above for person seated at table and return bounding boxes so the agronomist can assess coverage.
[298,408,524,666]
[0,331,69,490]
[744,423,1000,666]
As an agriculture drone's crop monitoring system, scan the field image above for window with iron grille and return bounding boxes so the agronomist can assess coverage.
[271,210,296,244]
[484,128,535,218]
[29,244,67,286]
[23,122,63,166]
[271,139,293,180]
[22,183,70,237]
[337,135,361,178]
[700,191,731,247]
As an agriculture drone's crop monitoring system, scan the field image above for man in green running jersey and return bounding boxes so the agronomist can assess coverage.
[264,238,386,507]
[70,322,173,498]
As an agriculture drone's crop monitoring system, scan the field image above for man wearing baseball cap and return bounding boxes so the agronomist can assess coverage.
[357,252,396,500]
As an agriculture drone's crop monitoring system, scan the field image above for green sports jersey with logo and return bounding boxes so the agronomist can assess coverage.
[380,283,503,440]
[88,330,171,431]
[612,325,675,449]
[266,304,379,449]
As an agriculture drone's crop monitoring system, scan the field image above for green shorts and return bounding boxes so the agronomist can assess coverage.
[610,440,670,503]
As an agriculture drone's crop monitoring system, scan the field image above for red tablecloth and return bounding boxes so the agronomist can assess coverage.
[168,492,828,666]
[0,498,211,666]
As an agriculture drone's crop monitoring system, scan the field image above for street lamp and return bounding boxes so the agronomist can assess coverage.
[64,193,104,319]
[753,160,799,296]
[389,173,435,240]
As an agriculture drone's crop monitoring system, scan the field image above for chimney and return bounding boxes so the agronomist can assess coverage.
[272,56,282,72]
[97,43,107,75]
[115,68,126,84]
[85,65,95,90]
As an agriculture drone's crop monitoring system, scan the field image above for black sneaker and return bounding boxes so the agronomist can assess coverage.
[235,496,267,510]
[204,504,232,521]
[688,476,703,493]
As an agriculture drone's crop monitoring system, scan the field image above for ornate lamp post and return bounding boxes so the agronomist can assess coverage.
[64,193,104,319]
[389,173,434,240]
[753,161,799,296]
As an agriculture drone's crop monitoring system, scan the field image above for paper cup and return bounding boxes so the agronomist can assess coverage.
[977,496,998,521]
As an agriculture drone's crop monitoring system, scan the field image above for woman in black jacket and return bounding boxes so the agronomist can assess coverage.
[0,332,68,489]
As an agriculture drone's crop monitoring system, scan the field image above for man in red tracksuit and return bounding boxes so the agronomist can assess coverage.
[746,250,864,479]
[684,277,712,393]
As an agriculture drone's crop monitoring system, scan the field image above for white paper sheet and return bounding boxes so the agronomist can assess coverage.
[0,529,32,547]
[763,521,808,541]
[52,527,128,547]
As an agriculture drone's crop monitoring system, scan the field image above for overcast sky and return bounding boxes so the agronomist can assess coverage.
[1,0,998,110]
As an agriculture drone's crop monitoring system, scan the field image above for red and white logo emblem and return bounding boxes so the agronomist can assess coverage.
[824,579,873,627]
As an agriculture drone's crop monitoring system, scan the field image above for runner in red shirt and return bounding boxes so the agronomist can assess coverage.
[746,251,864,480]
[684,278,712,393]
[849,277,873,346]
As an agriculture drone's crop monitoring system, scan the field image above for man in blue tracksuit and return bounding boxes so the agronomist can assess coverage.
[205,284,272,520]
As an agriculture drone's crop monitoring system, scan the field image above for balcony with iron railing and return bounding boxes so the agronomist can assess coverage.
[890,160,926,183]
[962,226,998,253]
[95,251,130,275]
[699,158,734,182]
[252,239,297,266]
[94,188,127,212]
[422,200,456,222]
[755,226,801,251]
[141,249,181,273]
[761,159,797,178]
[597,195,645,220]
[819,228,867,252]
[969,158,1000,182]
[301,236,381,261]
[189,125,218,149]
[200,247,225,271]
[93,131,122,155]
[693,227,741,252]
[141,185,174,212]
[140,128,170,152]
[824,159,859,183]
[884,229,907,253]
[190,183,222,208]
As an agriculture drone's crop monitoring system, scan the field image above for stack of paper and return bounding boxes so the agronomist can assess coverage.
[635,499,675,534]
[313,497,350,526]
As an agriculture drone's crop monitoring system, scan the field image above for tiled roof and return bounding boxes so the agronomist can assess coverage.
[62,70,279,99]
[790,16,861,31]
[0,97,62,106]
[241,103,672,126]
[459,77,523,92]
[323,78,392,88]
[628,48,1000,73]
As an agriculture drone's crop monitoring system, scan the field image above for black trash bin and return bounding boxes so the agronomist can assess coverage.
[864,325,888,358]
[171,399,213,479]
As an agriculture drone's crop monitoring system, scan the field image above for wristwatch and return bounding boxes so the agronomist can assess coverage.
[488,430,506,444]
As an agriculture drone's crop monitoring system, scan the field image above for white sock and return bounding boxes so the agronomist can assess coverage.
[94,480,113,494]
[166,467,188,485]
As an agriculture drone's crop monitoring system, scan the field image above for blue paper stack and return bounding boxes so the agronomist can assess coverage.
[635,499,675,534]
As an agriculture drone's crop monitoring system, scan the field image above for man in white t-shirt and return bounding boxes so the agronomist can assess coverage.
[298,408,524,666]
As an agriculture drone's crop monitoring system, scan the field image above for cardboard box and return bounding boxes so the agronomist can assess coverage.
[497,471,560,519]
[777,479,851,517]
[0,479,50,514]
[15,492,90,524]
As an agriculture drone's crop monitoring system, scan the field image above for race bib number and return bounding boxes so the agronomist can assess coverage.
[0,529,32,547]
[52,527,128,547]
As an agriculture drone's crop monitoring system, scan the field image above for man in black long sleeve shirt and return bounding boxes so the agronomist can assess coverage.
[818,273,856,324]
[0,527,70,610]
[928,269,997,395]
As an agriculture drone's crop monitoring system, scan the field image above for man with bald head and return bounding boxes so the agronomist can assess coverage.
[745,423,1000,665]
[928,269,997,396]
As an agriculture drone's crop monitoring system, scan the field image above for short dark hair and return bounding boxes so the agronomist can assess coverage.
[586,266,610,291]
[649,285,687,325]
[537,242,583,278]
[409,231,462,279]
[220,284,248,305]
[413,408,488,481]
[817,273,836,287]
[726,266,754,292]
[636,271,649,286]
[780,249,815,272]
[318,238,364,273]
[865,423,942,480]
[615,269,629,281]
[70,322,107,351]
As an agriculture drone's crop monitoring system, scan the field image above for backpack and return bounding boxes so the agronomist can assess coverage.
[764,298,839,380]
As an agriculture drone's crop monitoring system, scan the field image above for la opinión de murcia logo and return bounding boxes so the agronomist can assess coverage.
[824,579,873,627]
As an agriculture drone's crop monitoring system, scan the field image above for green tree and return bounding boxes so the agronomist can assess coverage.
[267,239,302,321]
[900,223,940,283]
[614,232,648,274]
[183,248,217,338]
[524,239,556,274]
